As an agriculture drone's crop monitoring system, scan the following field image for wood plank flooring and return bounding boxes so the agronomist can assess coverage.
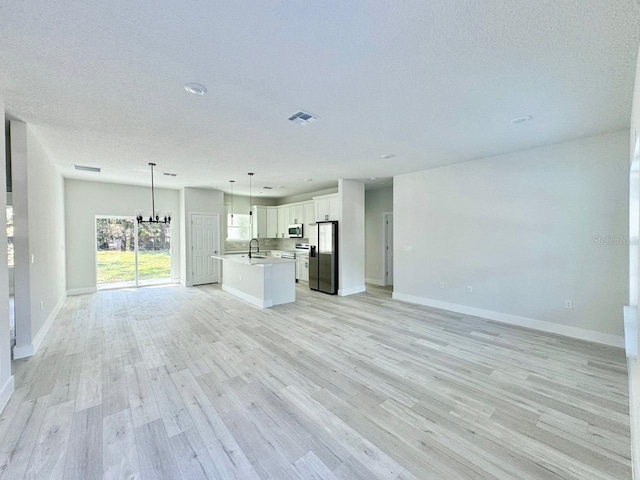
[1,283,632,479]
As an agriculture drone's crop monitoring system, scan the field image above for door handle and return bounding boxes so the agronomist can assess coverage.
[214,250,218,254]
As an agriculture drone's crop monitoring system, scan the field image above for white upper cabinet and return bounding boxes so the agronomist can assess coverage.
[266,207,278,238]
[303,202,315,230]
[314,194,340,222]
[251,206,268,238]
[277,206,287,238]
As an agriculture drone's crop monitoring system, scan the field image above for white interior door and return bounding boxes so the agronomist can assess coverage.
[384,213,393,286]
[191,214,219,285]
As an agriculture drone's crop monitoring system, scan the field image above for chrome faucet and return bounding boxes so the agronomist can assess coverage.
[249,238,260,259]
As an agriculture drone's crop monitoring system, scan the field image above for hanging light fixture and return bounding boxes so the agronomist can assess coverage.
[248,172,254,224]
[136,163,171,225]
[229,180,235,219]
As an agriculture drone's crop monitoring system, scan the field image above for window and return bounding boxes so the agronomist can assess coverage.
[227,213,251,241]
[6,206,13,267]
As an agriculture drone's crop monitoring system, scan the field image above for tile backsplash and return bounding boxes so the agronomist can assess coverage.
[224,237,308,252]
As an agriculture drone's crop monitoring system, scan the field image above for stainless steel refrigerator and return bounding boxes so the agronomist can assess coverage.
[309,221,338,294]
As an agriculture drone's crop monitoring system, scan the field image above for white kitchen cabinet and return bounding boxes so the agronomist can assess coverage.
[251,206,268,239]
[297,255,309,282]
[303,202,315,230]
[252,206,279,238]
[277,206,287,238]
[266,207,278,238]
[314,194,340,222]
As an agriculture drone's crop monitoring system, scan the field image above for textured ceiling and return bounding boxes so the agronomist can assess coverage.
[0,0,638,197]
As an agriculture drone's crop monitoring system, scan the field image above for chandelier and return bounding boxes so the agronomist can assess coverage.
[136,162,171,225]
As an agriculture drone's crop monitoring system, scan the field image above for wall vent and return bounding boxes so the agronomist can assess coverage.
[163,172,178,177]
[288,110,318,126]
[74,165,101,173]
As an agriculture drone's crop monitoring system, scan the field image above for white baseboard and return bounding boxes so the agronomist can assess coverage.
[365,277,385,286]
[339,285,367,297]
[13,343,34,359]
[13,293,66,359]
[393,292,625,348]
[0,376,14,414]
[66,287,97,296]
[222,285,272,308]
[32,294,66,355]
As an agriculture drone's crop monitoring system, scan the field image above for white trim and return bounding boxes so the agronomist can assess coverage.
[393,292,625,348]
[178,279,186,286]
[13,343,33,359]
[365,277,385,286]
[66,287,97,296]
[222,284,272,308]
[13,293,66,359]
[383,211,393,287]
[625,305,638,357]
[0,376,15,414]
[339,285,367,297]
[31,294,66,355]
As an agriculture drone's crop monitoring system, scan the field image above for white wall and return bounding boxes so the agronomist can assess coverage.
[365,186,393,285]
[277,187,338,205]
[627,44,640,480]
[11,121,66,358]
[338,179,365,296]
[394,130,629,346]
[183,187,225,286]
[223,194,277,213]
[64,179,180,293]
[0,99,14,411]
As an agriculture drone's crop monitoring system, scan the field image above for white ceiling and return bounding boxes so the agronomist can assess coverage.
[0,1,638,197]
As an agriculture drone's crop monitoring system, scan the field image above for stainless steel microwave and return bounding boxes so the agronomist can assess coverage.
[288,224,303,238]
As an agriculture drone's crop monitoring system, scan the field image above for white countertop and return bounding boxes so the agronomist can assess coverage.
[211,254,295,266]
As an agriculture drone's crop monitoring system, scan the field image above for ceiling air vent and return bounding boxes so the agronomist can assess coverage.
[163,172,178,177]
[262,186,273,190]
[74,165,101,173]
[288,110,318,126]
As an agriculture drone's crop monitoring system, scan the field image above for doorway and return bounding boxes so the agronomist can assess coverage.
[383,212,393,286]
[190,213,219,285]
[96,216,171,289]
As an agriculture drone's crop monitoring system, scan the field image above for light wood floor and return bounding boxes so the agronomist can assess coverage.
[0,283,632,479]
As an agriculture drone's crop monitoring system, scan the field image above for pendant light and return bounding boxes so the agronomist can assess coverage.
[136,163,171,225]
[229,180,235,219]
[248,172,254,224]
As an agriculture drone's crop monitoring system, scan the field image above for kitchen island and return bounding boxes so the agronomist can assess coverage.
[211,254,296,308]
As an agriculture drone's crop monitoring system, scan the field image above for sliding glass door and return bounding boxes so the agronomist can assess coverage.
[96,216,171,289]
[137,222,171,285]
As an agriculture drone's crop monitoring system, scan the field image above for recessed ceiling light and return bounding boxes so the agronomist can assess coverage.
[74,165,101,173]
[276,186,284,189]
[511,115,533,124]
[369,177,377,181]
[381,154,395,159]
[304,178,313,182]
[184,83,207,96]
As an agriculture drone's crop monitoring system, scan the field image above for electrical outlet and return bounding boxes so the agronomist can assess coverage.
[439,282,444,289]
[40,300,43,311]
[565,300,573,309]
[31,253,35,264]
[466,286,473,293]
[239,274,242,281]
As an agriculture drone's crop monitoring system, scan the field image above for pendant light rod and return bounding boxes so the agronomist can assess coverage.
[229,180,235,218]
[150,162,156,220]
[248,172,254,224]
